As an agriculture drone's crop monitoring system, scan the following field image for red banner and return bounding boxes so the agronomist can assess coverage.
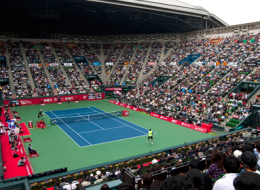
[105,88,123,91]
[148,62,157,65]
[4,93,105,106]
[150,112,208,133]
[109,100,141,111]
[17,136,34,175]
[109,101,208,133]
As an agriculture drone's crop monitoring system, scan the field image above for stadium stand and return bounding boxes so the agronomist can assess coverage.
[2,0,260,189]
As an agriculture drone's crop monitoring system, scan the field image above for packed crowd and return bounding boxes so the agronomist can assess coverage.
[106,43,134,85]
[105,43,125,75]
[117,35,259,126]
[38,42,70,88]
[50,133,260,190]
[23,42,53,96]
[53,43,89,93]
[127,137,260,190]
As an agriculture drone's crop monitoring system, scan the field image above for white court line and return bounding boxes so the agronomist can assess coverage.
[50,107,99,112]
[78,126,127,134]
[80,134,147,148]
[50,111,92,146]
[88,107,147,135]
[91,107,157,134]
[44,112,82,148]
[52,111,98,117]
[77,113,104,130]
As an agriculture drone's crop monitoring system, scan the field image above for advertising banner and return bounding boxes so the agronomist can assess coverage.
[105,87,123,91]
[169,62,177,65]
[148,62,157,65]
[4,93,105,106]
[106,62,114,65]
[92,62,101,66]
[108,100,208,133]
[109,100,141,111]
[149,112,208,133]
[64,63,73,67]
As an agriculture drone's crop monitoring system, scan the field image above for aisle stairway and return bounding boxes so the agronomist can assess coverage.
[104,45,127,83]
[4,42,14,92]
[49,44,72,88]
[119,47,138,85]
[36,44,54,89]
[64,44,90,86]
[136,45,152,85]
[19,43,35,90]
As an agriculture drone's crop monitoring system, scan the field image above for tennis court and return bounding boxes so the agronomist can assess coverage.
[44,107,148,147]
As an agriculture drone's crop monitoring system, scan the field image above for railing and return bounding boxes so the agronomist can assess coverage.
[21,128,250,186]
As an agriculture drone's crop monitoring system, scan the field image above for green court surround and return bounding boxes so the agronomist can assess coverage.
[15,99,213,173]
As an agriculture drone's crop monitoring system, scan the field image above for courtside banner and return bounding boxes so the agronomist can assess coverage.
[109,101,208,133]
[4,93,105,106]
[150,112,208,133]
[109,100,141,111]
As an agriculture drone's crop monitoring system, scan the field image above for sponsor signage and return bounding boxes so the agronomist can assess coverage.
[109,101,208,133]
[149,112,208,133]
[109,100,141,111]
[148,62,157,65]
[105,87,123,91]
[4,93,105,106]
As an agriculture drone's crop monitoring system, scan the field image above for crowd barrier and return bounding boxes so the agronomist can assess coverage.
[109,100,209,133]
[3,93,105,106]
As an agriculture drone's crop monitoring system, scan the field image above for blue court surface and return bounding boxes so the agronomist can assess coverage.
[44,107,149,147]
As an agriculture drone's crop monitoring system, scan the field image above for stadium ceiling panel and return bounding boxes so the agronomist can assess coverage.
[1,0,227,37]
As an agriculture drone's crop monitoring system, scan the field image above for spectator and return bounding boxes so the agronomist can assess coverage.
[63,180,77,190]
[207,149,225,183]
[60,179,66,187]
[150,180,162,190]
[239,151,260,174]
[89,174,96,182]
[18,157,25,166]
[81,177,91,187]
[140,172,153,190]
[159,175,194,190]
[54,182,63,190]
[233,172,260,190]
[255,141,260,167]
[28,144,37,154]
[213,155,240,190]
[151,157,158,164]
[186,169,204,190]
[100,184,109,190]
[117,182,134,190]
[94,175,103,184]
[189,159,211,190]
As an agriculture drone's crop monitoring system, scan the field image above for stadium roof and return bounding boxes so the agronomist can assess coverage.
[1,0,228,38]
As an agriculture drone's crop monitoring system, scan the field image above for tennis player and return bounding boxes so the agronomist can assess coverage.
[147,129,153,144]
[38,109,44,121]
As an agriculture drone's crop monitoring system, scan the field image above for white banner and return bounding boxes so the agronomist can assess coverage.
[49,63,59,67]
[29,64,39,67]
[228,62,238,66]
[106,62,114,65]
[169,62,177,65]
[208,62,216,66]
[161,62,166,65]
[195,62,203,66]
[64,63,73,67]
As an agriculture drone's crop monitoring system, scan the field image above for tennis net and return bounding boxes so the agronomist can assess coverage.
[50,111,122,125]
